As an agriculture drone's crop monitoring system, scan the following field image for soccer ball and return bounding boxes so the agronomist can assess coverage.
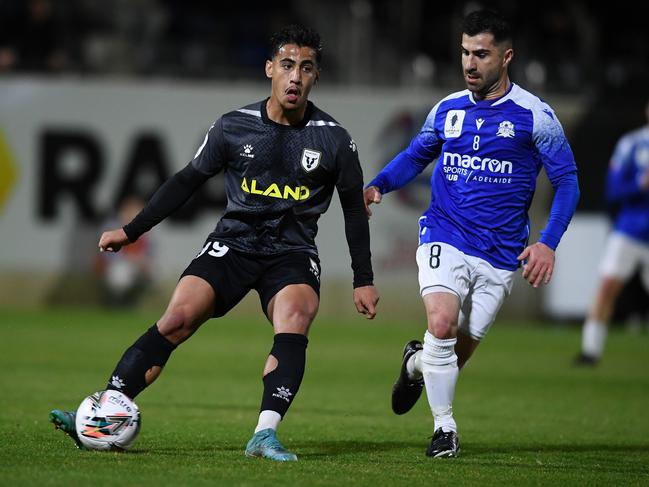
[75,390,141,451]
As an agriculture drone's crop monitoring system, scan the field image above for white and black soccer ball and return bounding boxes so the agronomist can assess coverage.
[75,390,141,451]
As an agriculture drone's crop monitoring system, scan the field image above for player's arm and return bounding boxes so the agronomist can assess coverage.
[518,108,580,287]
[99,120,226,253]
[517,171,579,287]
[606,139,649,204]
[336,137,379,319]
[364,110,442,216]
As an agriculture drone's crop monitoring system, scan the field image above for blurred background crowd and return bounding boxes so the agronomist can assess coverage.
[0,0,647,324]
[0,0,647,94]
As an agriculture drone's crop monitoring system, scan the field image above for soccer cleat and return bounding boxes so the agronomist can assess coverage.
[573,353,599,366]
[244,428,297,461]
[391,340,424,415]
[49,409,85,450]
[426,428,460,458]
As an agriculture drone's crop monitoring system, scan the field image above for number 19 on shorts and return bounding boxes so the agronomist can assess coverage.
[196,241,230,258]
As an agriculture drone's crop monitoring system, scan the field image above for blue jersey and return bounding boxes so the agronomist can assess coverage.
[606,126,649,244]
[368,83,579,271]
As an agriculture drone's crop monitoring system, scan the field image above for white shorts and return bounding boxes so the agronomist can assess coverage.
[416,242,515,341]
[600,232,649,288]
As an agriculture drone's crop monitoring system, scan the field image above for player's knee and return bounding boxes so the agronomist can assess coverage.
[599,277,624,297]
[157,305,202,343]
[276,301,317,332]
[428,314,456,339]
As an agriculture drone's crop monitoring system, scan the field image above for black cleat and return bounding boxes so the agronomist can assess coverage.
[573,353,599,366]
[426,428,460,458]
[391,340,424,415]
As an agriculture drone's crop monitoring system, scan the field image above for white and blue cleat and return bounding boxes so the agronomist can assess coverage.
[49,409,86,450]
[244,428,297,462]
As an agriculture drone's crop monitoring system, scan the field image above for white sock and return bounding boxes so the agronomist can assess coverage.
[406,350,423,380]
[581,319,607,358]
[421,331,459,433]
[254,410,281,433]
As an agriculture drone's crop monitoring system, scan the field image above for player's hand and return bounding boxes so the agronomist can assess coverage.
[363,186,382,218]
[517,242,555,288]
[98,228,131,253]
[353,285,379,319]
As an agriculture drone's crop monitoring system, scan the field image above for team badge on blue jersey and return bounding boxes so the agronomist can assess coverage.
[496,120,515,138]
[301,148,322,172]
[444,110,465,138]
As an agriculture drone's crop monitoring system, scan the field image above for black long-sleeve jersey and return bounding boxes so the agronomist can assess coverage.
[123,99,373,287]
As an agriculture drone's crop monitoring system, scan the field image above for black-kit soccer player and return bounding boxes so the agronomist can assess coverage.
[50,24,379,462]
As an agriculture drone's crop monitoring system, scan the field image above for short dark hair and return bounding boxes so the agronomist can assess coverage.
[462,10,512,45]
[269,25,322,65]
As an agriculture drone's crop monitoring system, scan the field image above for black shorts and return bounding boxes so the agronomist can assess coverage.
[180,240,321,318]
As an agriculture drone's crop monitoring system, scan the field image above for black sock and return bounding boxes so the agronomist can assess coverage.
[259,333,308,418]
[106,324,176,399]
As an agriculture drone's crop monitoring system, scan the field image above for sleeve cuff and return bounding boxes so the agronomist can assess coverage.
[122,224,138,243]
[539,232,560,251]
[353,277,374,288]
[365,175,388,194]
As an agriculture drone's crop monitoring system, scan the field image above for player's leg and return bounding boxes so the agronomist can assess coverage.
[49,275,215,448]
[401,243,469,457]
[577,276,624,364]
[245,254,320,461]
[454,260,513,370]
[391,243,468,421]
[424,258,512,458]
[577,232,640,365]
[107,275,216,398]
[259,283,318,423]
[398,296,481,427]
[50,240,249,449]
[107,241,256,398]
[420,290,462,458]
[411,246,512,458]
[455,331,480,370]
[455,259,514,362]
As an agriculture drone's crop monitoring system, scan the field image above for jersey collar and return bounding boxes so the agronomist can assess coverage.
[261,97,314,128]
[468,82,516,106]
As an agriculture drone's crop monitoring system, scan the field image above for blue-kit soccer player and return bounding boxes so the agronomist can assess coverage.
[364,10,580,457]
[576,101,649,365]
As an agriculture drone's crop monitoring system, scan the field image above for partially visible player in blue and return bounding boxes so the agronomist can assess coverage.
[576,101,649,365]
[364,10,580,457]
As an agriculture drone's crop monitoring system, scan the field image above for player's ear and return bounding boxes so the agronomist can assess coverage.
[265,59,273,79]
[503,48,513,68]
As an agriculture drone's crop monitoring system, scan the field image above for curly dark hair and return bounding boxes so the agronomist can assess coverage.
[269,25,322,65]
[462,10,512,45]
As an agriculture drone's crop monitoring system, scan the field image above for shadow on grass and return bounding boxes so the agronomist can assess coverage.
[294,440,419,458]
[129,439,649,466]
[138,440,419,458]
[467,442,649,455]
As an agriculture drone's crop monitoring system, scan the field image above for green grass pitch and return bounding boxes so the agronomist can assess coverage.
[1,307,648,486]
